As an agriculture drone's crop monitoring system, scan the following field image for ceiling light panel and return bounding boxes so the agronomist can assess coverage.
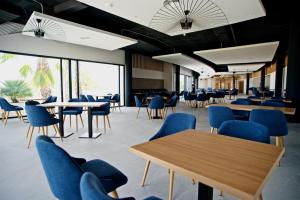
[22,12,137,50]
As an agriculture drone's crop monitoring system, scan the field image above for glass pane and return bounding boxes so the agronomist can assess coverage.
[62,59,69,101]
[71,60,78,98]
[0,52,61,101]
[119,65,124,105]
[79,61,120,99]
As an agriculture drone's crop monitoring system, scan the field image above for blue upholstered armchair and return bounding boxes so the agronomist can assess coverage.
[36,135,128,200]
[141,113,196,187]
[208,106,234,133]
[0,97,24,125]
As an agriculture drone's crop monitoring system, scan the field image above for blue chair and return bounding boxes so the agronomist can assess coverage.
[36,135,128,200]
[196,93,208,107]
[134,95,149,119]
[0,97,24,125]
[148,96,165,119]
[218,120,270,144]
[141,113,196,187]
[164,95,177,115]
[80,94,89,102]
[110,94,121,111]
[208,106,234,133]
[25,105,62,148]
[92,99,111,133]
[80,172,161,200]
[42,96,53,104]
[231,98,252,120]
[87,95,96,102]
[250,109,288,148]
[63,98,84,132]
[261,100,285,107]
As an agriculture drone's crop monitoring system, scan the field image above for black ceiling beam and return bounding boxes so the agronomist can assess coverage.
[54,0,87,14]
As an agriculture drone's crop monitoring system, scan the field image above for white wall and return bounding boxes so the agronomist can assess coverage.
[0,34,125,65]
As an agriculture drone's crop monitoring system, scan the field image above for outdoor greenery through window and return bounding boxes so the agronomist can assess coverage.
[0,52,61,102]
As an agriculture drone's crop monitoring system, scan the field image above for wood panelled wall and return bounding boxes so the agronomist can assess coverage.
[132,54,164,72]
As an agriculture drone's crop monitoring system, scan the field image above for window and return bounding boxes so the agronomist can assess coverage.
[0,52,61,102]
[79,61,124,105]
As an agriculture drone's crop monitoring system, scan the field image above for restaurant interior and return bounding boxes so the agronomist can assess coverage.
[0,0,299,200]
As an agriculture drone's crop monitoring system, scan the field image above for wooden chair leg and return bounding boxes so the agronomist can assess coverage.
[79,115,84,127]
[219,190,223,196]
[69,115,72,128]
[106,115,111,129]
[103,116,106,133]
[168,170,175,200]
[258,193,263,200]
[18,111,25,123]
[76,115,78,132]
[46,126,48,136]
[137,107,140,118]
[118,103,121,112]
[4,111,9,125]
[27,127,35,149]
[141,160,151,187]
[146,108,150,119]
[42,127,46,135]
[26,126,31,138]
[192,179,196,185]
[96,116,99,129]
[15,111,21,121]
[63,115,66,123]
[111,190,119,199]
[54,124,63,142]
[210,127,214,133]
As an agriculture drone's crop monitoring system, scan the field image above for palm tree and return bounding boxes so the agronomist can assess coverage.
[32,57,55,98]
[0,80,32,102]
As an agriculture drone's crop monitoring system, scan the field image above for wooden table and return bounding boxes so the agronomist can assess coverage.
[208,103,296,115]
[129,130,284,200]
[250,98,292,103]
[40,102,106,138]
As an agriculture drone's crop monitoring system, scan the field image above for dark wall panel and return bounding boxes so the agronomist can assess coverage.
[132,78,164,89]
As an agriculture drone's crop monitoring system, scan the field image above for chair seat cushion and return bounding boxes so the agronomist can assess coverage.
[80,159,128,193]
[6,106,23,111]
[92,111,109,115]
[144,196,162,200]
[63,110,82,115]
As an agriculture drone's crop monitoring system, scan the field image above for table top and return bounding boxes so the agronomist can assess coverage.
[39,102,107,108]
[146,96,168,100]
[250,98,292,103]
[129,130,284,200]
[208,103,296,115]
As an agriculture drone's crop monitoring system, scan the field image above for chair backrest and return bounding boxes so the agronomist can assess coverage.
[111,94,120,102]
[218,120,270,144]
[0,97,15,110]
[249,109,288,137]
[261,100,285,107]
[36,135,83,200]
[148,96,164,109]
[87,95,96,102]
[65,98,83,111]
[50,96,57,103]
[80,172,114,200]
[80,95,89,102]
[25,100,40,105]
[235,98,252,105]
[25,105,56,126]
[168,95,177,106]
[43,96,52,104]
[150,113,196,140]
[208,106,234,128]
[134,95,142,107]
[95,99,110,112]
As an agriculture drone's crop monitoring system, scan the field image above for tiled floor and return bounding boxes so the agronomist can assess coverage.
[0,102,300,200]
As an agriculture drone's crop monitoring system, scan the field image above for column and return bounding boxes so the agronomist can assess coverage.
[125,51,133,106]
[246,73,250,95]
[275,50,285,97]
[175,65,180,94]
[286,15,300,121]
[260,67,265,90]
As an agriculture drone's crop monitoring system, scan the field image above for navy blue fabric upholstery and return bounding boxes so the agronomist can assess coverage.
[111,94,120,103]
[231,99,251,120]
[165,95,177,108]
[261,100,285,107]
[148,96,164,110]
[80,172,161,200]
[87,95,96,102]
[150,113,196,141]
[208,106,234,129]
[134,96,147,107]
[0,97,23,111]
[218,120,270,144]
[25,105,59,126]
[63,98,83,115]
[92,99,110,115]
[80,95,89,102]
[50,96,57,102]
[36,136,128,200]
[250,109,288,137]
[42,96,52,104]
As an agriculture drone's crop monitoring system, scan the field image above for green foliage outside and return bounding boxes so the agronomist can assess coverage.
[0,80,33,102]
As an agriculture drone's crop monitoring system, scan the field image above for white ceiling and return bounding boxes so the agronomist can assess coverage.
[194,41,279,64]
[22,12,137,51]
[152,53,215,78]
[77,0,266,36]
[228,63,265,72]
